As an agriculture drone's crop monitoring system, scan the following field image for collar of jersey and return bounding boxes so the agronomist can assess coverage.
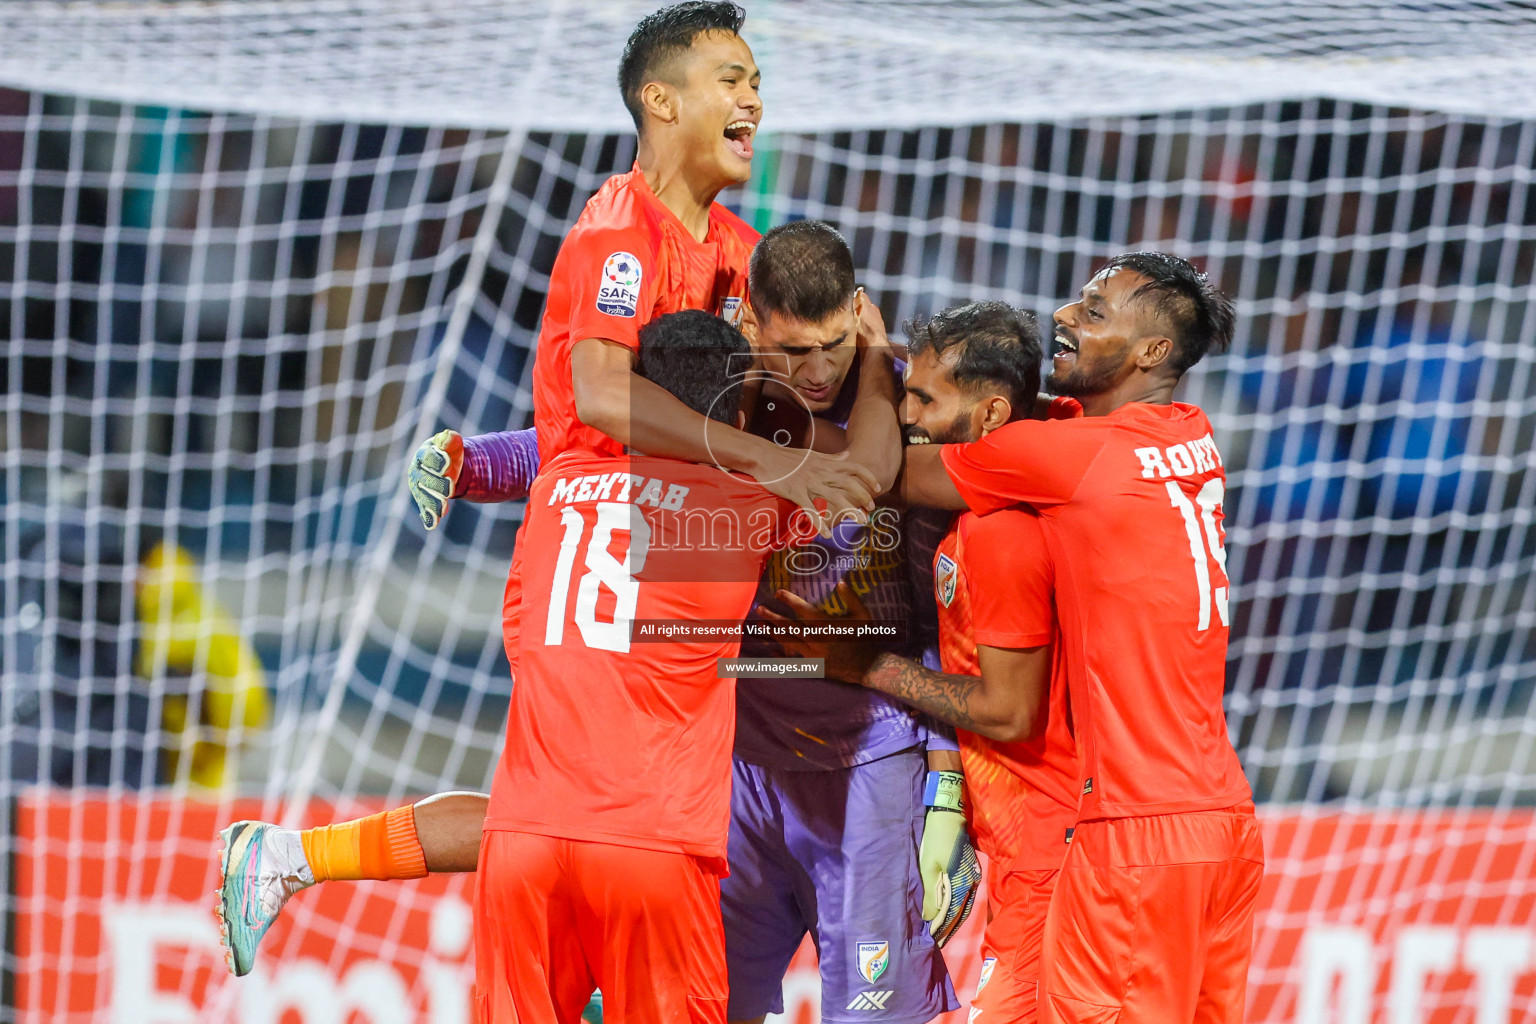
[628,161,723,248]
[1108,400,1198,420]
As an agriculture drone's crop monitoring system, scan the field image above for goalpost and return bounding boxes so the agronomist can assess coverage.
[3,3,1535,1021]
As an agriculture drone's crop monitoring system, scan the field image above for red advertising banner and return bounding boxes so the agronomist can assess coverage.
[14,794,476,1024]
[1249,810,1536,1024]
[13,795,1536,1023]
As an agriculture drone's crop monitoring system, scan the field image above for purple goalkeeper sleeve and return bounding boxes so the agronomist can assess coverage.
[456,428,541,503]
[918,718,960,755]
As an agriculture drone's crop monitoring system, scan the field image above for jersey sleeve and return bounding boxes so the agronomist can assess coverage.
[939,419,1105,515]
[458,427,541,502]
[918,718,960,754]
[559,225,658,355]
[962,511,1054,649]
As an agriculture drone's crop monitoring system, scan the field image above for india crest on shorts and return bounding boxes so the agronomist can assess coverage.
[935,553,958,607]
[856,940,890,984]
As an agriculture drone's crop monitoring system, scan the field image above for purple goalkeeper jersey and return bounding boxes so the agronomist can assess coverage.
[733,361,951,772]
[732,505,951,772]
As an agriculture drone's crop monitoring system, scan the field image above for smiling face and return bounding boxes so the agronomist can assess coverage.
[666,30,761,187]
[755,298,860,413]
[901,348,984,446]
[1047,266,1154,399]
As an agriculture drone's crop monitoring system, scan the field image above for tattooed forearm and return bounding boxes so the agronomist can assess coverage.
[862,651,994,734]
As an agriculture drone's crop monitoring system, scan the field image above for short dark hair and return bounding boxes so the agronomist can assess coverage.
[636,308,749,424]
[750,220,858,325]
[905,301,1042,415]
[1100,251,1235,375]
[618,2,746,133]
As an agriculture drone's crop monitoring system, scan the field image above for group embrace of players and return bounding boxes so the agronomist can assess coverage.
[214,5,1265,1023]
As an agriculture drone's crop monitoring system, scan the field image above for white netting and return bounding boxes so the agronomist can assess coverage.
[3,3,1536,1022]
[2,1,1536,128]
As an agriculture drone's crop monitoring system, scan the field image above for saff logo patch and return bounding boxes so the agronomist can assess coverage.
[597,251,642,317]
[935,553,958,608]
[856,940,889,984]
[721,295,744,327]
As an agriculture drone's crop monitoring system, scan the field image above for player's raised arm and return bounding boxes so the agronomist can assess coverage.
[406,427,542,530]
[570,336,879,521]
[837,288,903,495]
[899,442,969,510]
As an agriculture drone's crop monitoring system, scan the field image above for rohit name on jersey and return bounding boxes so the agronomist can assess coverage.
[548,472,689,511]
[1133,433,1224,480]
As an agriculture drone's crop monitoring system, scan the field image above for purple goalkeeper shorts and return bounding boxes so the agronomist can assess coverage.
[721,748,958,1024]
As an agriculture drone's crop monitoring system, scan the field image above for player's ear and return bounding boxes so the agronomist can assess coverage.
[1137,334,1173,371]
[977,395,1012,437]
[991,395,1015,430]
[734,409,747,431]
[640,80,679,127]
[740,302,759,347]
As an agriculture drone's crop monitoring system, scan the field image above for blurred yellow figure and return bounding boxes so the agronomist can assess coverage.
[136,541,270,789]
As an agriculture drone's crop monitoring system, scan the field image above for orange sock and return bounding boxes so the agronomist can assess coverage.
[300,804,429,881]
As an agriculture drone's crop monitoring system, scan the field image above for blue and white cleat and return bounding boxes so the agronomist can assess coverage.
[215,820,315,977]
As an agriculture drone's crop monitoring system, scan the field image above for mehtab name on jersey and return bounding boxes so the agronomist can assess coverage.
[548,472,688,511]
[1133,433,1224,480]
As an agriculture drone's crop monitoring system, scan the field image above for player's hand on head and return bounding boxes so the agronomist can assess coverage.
[407,428,463,531]
[739,301,760,350]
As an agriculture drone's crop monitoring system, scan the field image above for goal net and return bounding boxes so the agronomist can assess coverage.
[3,3,1535,1021]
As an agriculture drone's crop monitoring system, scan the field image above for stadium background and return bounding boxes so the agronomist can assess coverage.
[2,2,1535,1021]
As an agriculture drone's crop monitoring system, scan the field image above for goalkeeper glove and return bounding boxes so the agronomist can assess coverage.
[407,429,463,530]
[919,769,981,947]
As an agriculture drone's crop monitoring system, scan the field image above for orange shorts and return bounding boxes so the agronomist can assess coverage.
[971,866,1060,1024]
[473,830,728,1024]
[1039,804,1264,1024]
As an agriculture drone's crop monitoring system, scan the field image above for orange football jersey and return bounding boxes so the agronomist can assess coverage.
[486,449,799,866]
[941,402,1251,819]
[933,507,1078,870]
[529,164,757,463]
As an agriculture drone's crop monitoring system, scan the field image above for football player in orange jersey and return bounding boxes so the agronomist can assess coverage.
[478,308,808,1024]
[902,254,1263,1024]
